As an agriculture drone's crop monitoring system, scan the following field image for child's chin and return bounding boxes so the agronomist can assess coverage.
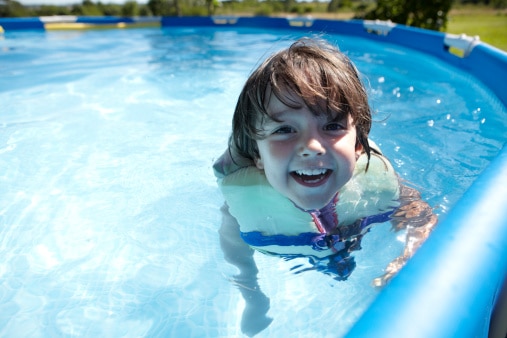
[293,196,333,211]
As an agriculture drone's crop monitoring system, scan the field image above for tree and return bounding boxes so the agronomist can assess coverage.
[97,2,122,16]
[327,0,351,12]
[361,0,453,31]
[491,0,507,8]
[80,0,103,15]
[147,0,179,16]
[0,0,31,17]
[284,0,296,12]
[121,0,138,16]
[205,0,219,15]
[174,0,180,16]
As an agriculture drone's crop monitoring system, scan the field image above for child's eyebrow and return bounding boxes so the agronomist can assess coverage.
[266,110,290,122]
[266,108,349,125]
[267,113,283,122]
[330,113,349,122]
[326,109,349,122]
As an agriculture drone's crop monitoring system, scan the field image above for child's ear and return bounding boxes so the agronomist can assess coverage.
[255,157,264,170]
[355,142,364,160]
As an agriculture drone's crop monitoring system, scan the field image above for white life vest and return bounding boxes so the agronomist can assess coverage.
[216,142,400,257]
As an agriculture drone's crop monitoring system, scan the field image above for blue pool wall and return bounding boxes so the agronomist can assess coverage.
[1,15,506,337]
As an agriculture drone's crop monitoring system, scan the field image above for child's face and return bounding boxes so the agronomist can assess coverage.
[255,92,362,210]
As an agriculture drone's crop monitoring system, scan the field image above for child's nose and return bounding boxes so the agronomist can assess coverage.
[299,136,325,157]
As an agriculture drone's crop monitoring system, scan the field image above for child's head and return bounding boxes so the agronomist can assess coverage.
[231,37,372,162]
[230,37,373,209]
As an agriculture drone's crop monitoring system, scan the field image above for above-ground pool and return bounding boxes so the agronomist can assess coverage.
[1,16,506,337]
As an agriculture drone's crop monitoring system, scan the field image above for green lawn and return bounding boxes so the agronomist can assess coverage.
[446,7,507,52]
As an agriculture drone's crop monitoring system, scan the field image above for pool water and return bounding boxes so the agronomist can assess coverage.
[1,27,506,337]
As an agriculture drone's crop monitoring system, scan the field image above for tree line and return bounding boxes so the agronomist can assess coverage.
[1,0,505,31]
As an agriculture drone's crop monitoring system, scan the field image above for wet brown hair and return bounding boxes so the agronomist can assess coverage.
[230,37,373,167]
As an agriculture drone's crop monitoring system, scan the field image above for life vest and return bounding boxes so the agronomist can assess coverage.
[216,141,400,258]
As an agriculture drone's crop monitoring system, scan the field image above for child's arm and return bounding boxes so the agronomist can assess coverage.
[219,204,272,336]
[219,204,259,280]
[373,185,438,287]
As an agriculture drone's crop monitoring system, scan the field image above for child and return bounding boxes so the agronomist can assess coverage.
[214,37,437,335]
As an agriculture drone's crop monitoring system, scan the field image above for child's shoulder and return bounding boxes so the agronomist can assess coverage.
[213,147,255,179]
[351,140,398,188]
[337,141,400,225]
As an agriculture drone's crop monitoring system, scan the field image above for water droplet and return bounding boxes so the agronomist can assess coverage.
[394,158,404,167]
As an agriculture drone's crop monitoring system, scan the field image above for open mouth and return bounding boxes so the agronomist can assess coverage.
[290,168,332,186]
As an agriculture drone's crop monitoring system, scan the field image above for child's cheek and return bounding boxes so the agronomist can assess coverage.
[269,140,294,157]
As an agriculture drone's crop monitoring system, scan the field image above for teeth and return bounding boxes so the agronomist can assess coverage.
[295,168,327,176]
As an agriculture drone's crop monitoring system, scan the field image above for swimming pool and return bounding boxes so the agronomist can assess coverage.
[1,16,506,337]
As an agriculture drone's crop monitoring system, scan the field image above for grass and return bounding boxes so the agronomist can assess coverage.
[446,5,507,52]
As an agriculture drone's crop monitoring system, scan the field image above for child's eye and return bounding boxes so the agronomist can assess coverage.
[273,126,295,134]
[324,122,345,131]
